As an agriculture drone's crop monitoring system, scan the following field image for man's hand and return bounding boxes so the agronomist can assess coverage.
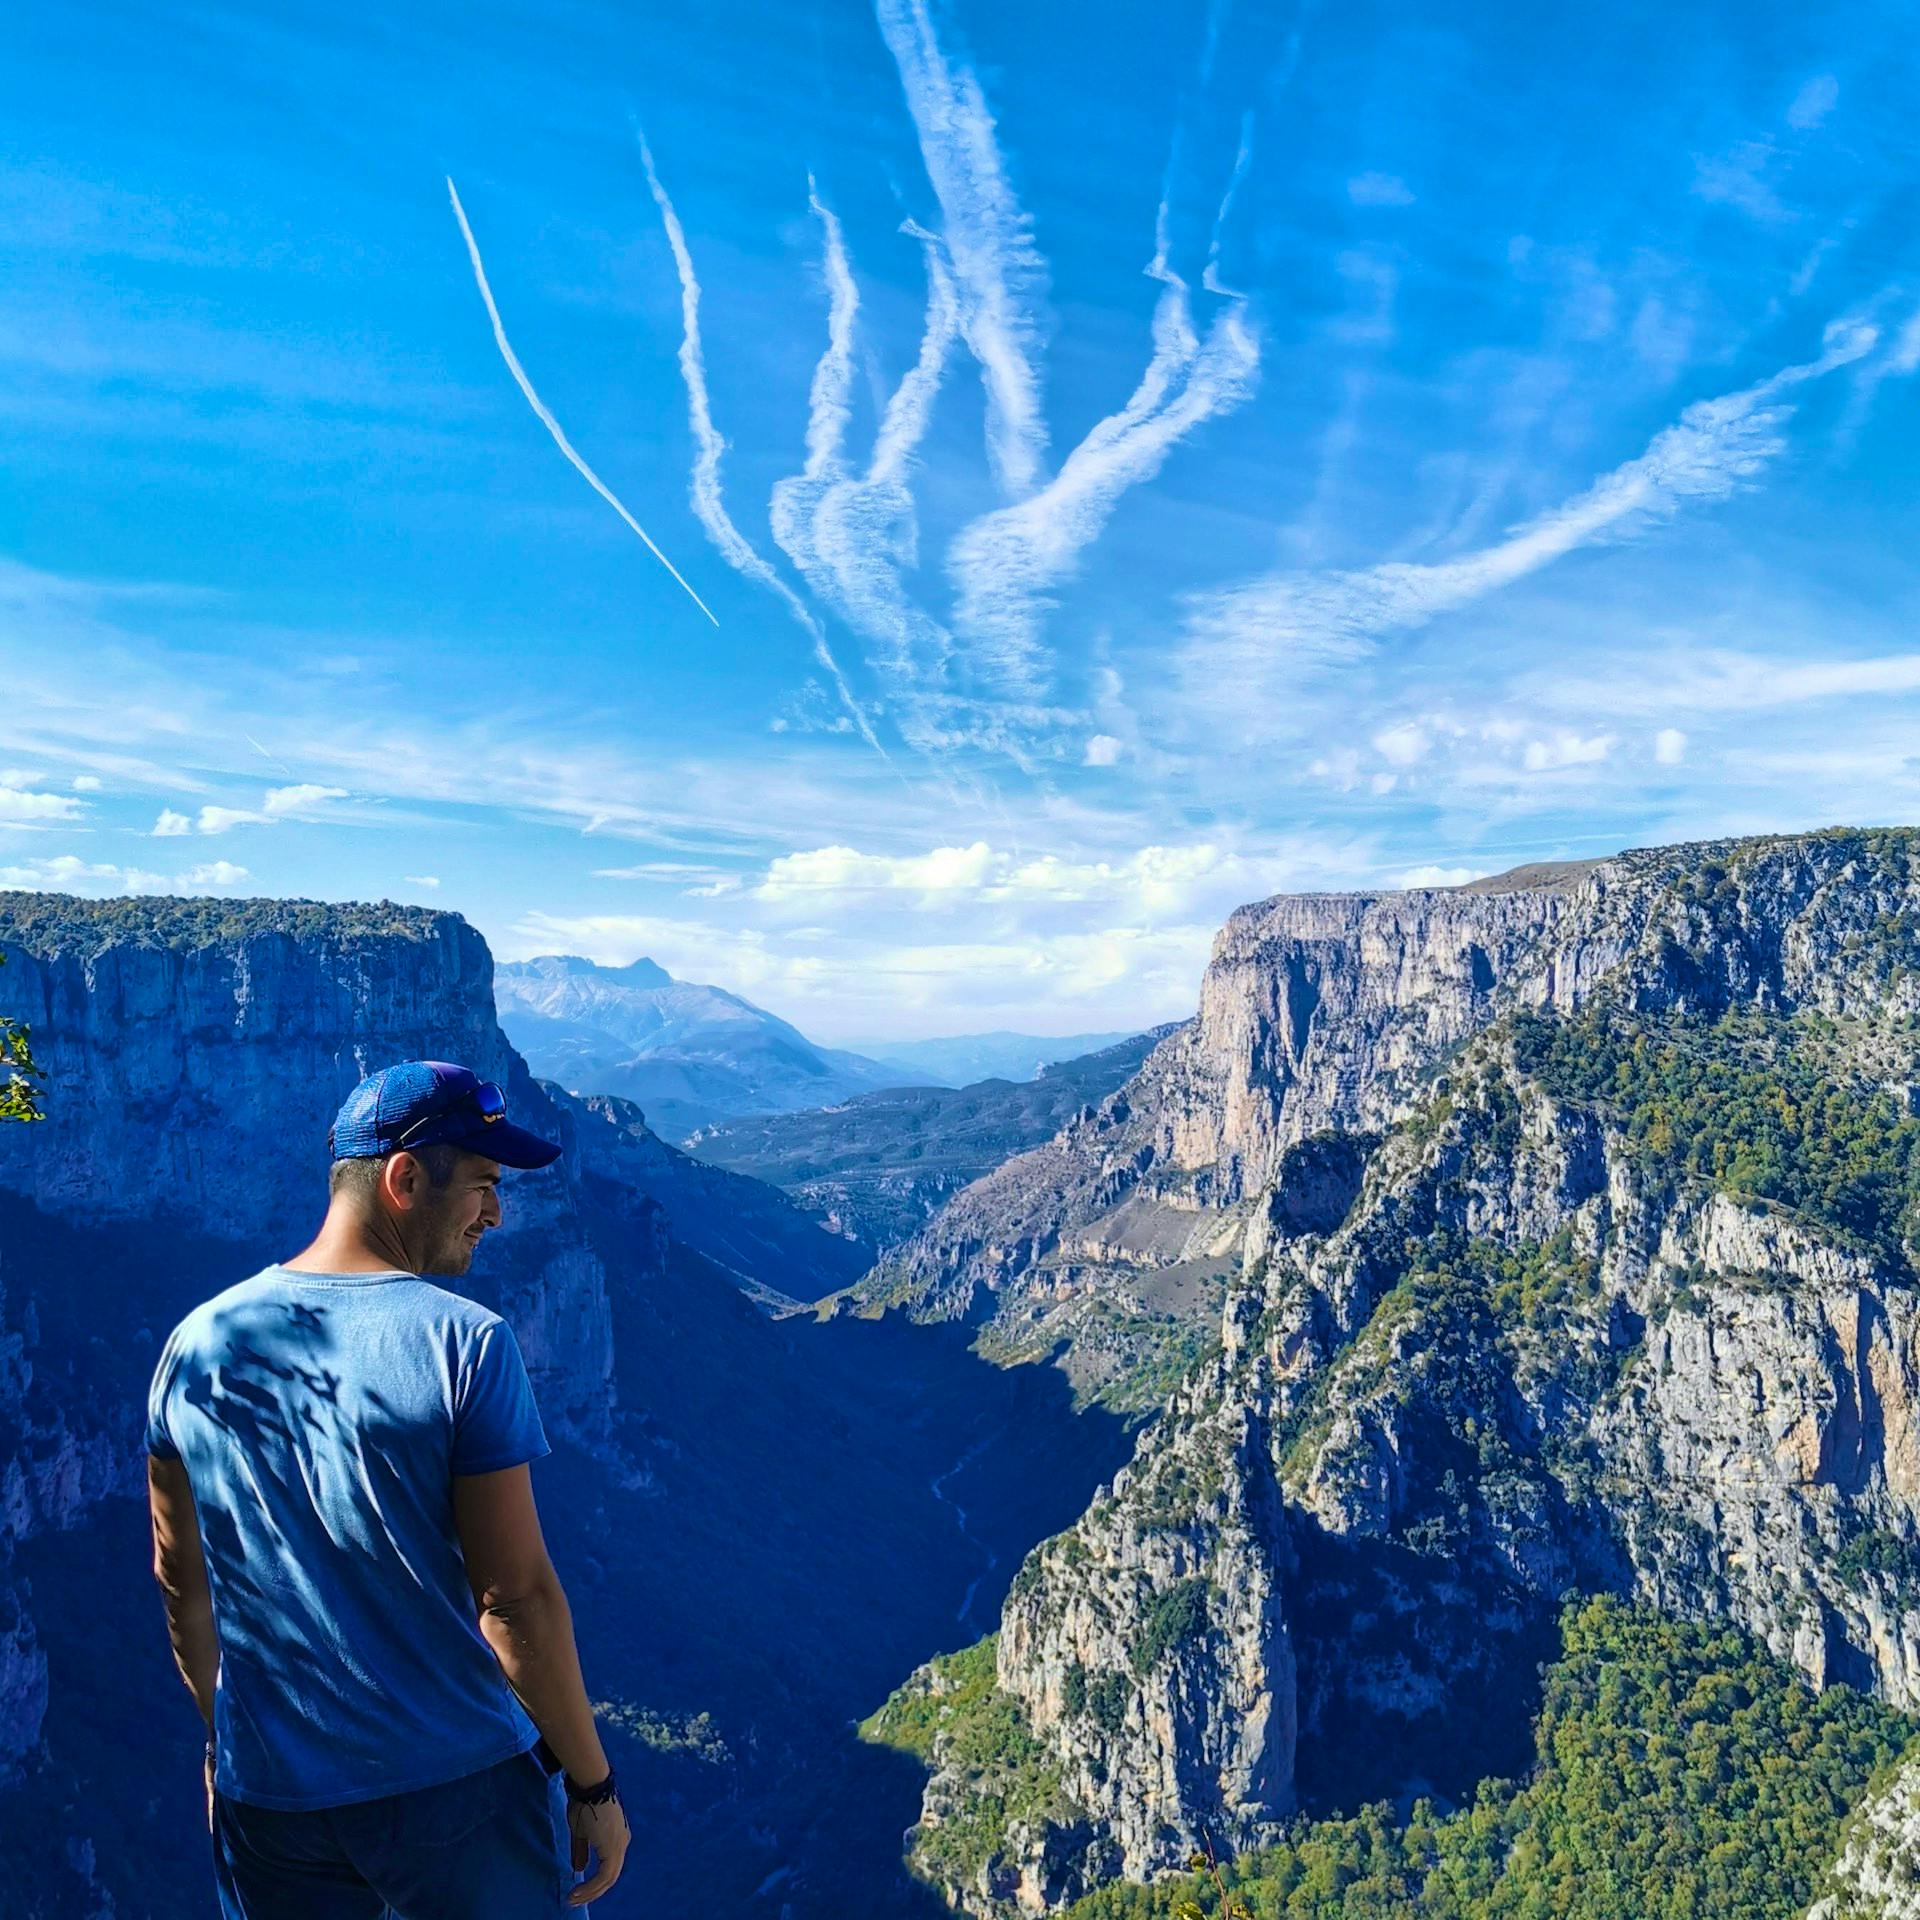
[566,1797,629,1906]
[204,1745,215,1835]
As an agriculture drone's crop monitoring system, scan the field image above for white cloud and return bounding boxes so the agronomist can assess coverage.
[151,808,192,837]
[752,840,1244,913]
[1083,734,1123,767]
[1786,74,1839,131]
[1372,721,1431,766]
[0,856,165,892]
[1522,731,1616,772]
[1654,727,1688,765]
[176,860,250,888]
[0,777,83,822]
[71,774,103,792]
[1348,171,1414,207]
[0,854,247,895]
[193,783,349,834]
[195,804,264,835]
[405,873,442,889]
[875,0,1048,494]
[1396,864,1482,888]
[263,782,348,816]
[1181,317,1880,710]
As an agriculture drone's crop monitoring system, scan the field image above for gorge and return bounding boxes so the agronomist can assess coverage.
[7,829,1920,1918]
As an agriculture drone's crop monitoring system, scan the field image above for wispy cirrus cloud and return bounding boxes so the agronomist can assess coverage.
[444,177,717,626]
[875,0,1049,496]
[948,278,1259,693]
[1181,315,1881,703]
[768,184,863,600]
[639,139,883,754]
[943,99,1264,695]
[802,225,962,689]
[1203,111,1256,295]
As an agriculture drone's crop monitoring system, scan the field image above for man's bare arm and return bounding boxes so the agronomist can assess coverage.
[452,1464,610,1785]
[148,1454,218,1726]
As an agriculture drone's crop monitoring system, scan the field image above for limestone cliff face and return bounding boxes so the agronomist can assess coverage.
[860,866,1601,1400]
[0,898,619,1423]
[899,829,1920,1911]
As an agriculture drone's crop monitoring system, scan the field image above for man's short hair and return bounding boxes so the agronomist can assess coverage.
[329,1143,462,1201]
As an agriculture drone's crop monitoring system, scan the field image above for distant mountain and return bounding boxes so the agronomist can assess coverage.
[686,1028,1176,1252]
[847,1029,1138,1088]
[494,954,928,1140]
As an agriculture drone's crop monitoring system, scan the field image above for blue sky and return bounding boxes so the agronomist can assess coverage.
[2,0,1918,1040]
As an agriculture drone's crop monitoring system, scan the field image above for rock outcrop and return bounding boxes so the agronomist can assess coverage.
[893,828,1920,1911]
[1809,1754,1920,1918]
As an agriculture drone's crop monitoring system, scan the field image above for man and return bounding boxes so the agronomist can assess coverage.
[145,1060,630,1916]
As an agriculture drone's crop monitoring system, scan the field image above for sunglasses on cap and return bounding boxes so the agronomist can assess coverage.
[394,1080,508,1150]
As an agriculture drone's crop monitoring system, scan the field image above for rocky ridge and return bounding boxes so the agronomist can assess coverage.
[855,858,1607,1403]
[885,829,1920,1912]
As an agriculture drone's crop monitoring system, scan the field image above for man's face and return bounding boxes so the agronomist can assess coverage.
[405,1150,504,1276]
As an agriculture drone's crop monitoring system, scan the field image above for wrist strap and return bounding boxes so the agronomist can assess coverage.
[564,1766,618,1807]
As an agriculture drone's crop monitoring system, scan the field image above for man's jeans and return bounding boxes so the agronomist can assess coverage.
[212,1748,575,1918]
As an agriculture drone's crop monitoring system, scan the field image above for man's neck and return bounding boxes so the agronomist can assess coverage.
[282,1206,419,1275]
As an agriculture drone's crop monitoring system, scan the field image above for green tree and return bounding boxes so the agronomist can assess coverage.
[0,952,43,1122]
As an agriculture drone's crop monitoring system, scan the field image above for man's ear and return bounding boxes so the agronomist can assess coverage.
[379,1151,425,1213]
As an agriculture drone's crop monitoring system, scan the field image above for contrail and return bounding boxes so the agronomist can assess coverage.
[445,177,718,626]
[808,224,961,686]
[1203,113,1255,295]
[945,117,1262,693]
[769,182,861,588]
[875,0,1048,497]
[634,142,887,757]
[1179,315,1883,693]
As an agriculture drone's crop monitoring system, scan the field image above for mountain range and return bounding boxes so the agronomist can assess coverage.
[494,954,1134,1143]
[688,1027,1176,1252]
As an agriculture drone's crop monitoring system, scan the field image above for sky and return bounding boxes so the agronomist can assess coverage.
[2,0,1918,1042]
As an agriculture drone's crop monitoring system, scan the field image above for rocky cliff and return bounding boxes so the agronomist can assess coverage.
[855,859,1607,1404]
[882,829,1920,1912]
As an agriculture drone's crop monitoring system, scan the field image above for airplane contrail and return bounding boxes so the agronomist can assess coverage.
[445,177,718,627]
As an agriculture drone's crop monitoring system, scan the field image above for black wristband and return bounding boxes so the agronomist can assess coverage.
[564,1766,618,1808]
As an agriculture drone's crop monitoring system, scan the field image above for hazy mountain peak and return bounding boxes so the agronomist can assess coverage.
[494,952,932,1139]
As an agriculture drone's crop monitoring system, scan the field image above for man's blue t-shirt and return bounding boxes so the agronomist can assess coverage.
[145,1265,551,1810]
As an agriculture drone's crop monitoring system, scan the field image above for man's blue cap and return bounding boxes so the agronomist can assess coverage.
[328,1061,563,1171]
